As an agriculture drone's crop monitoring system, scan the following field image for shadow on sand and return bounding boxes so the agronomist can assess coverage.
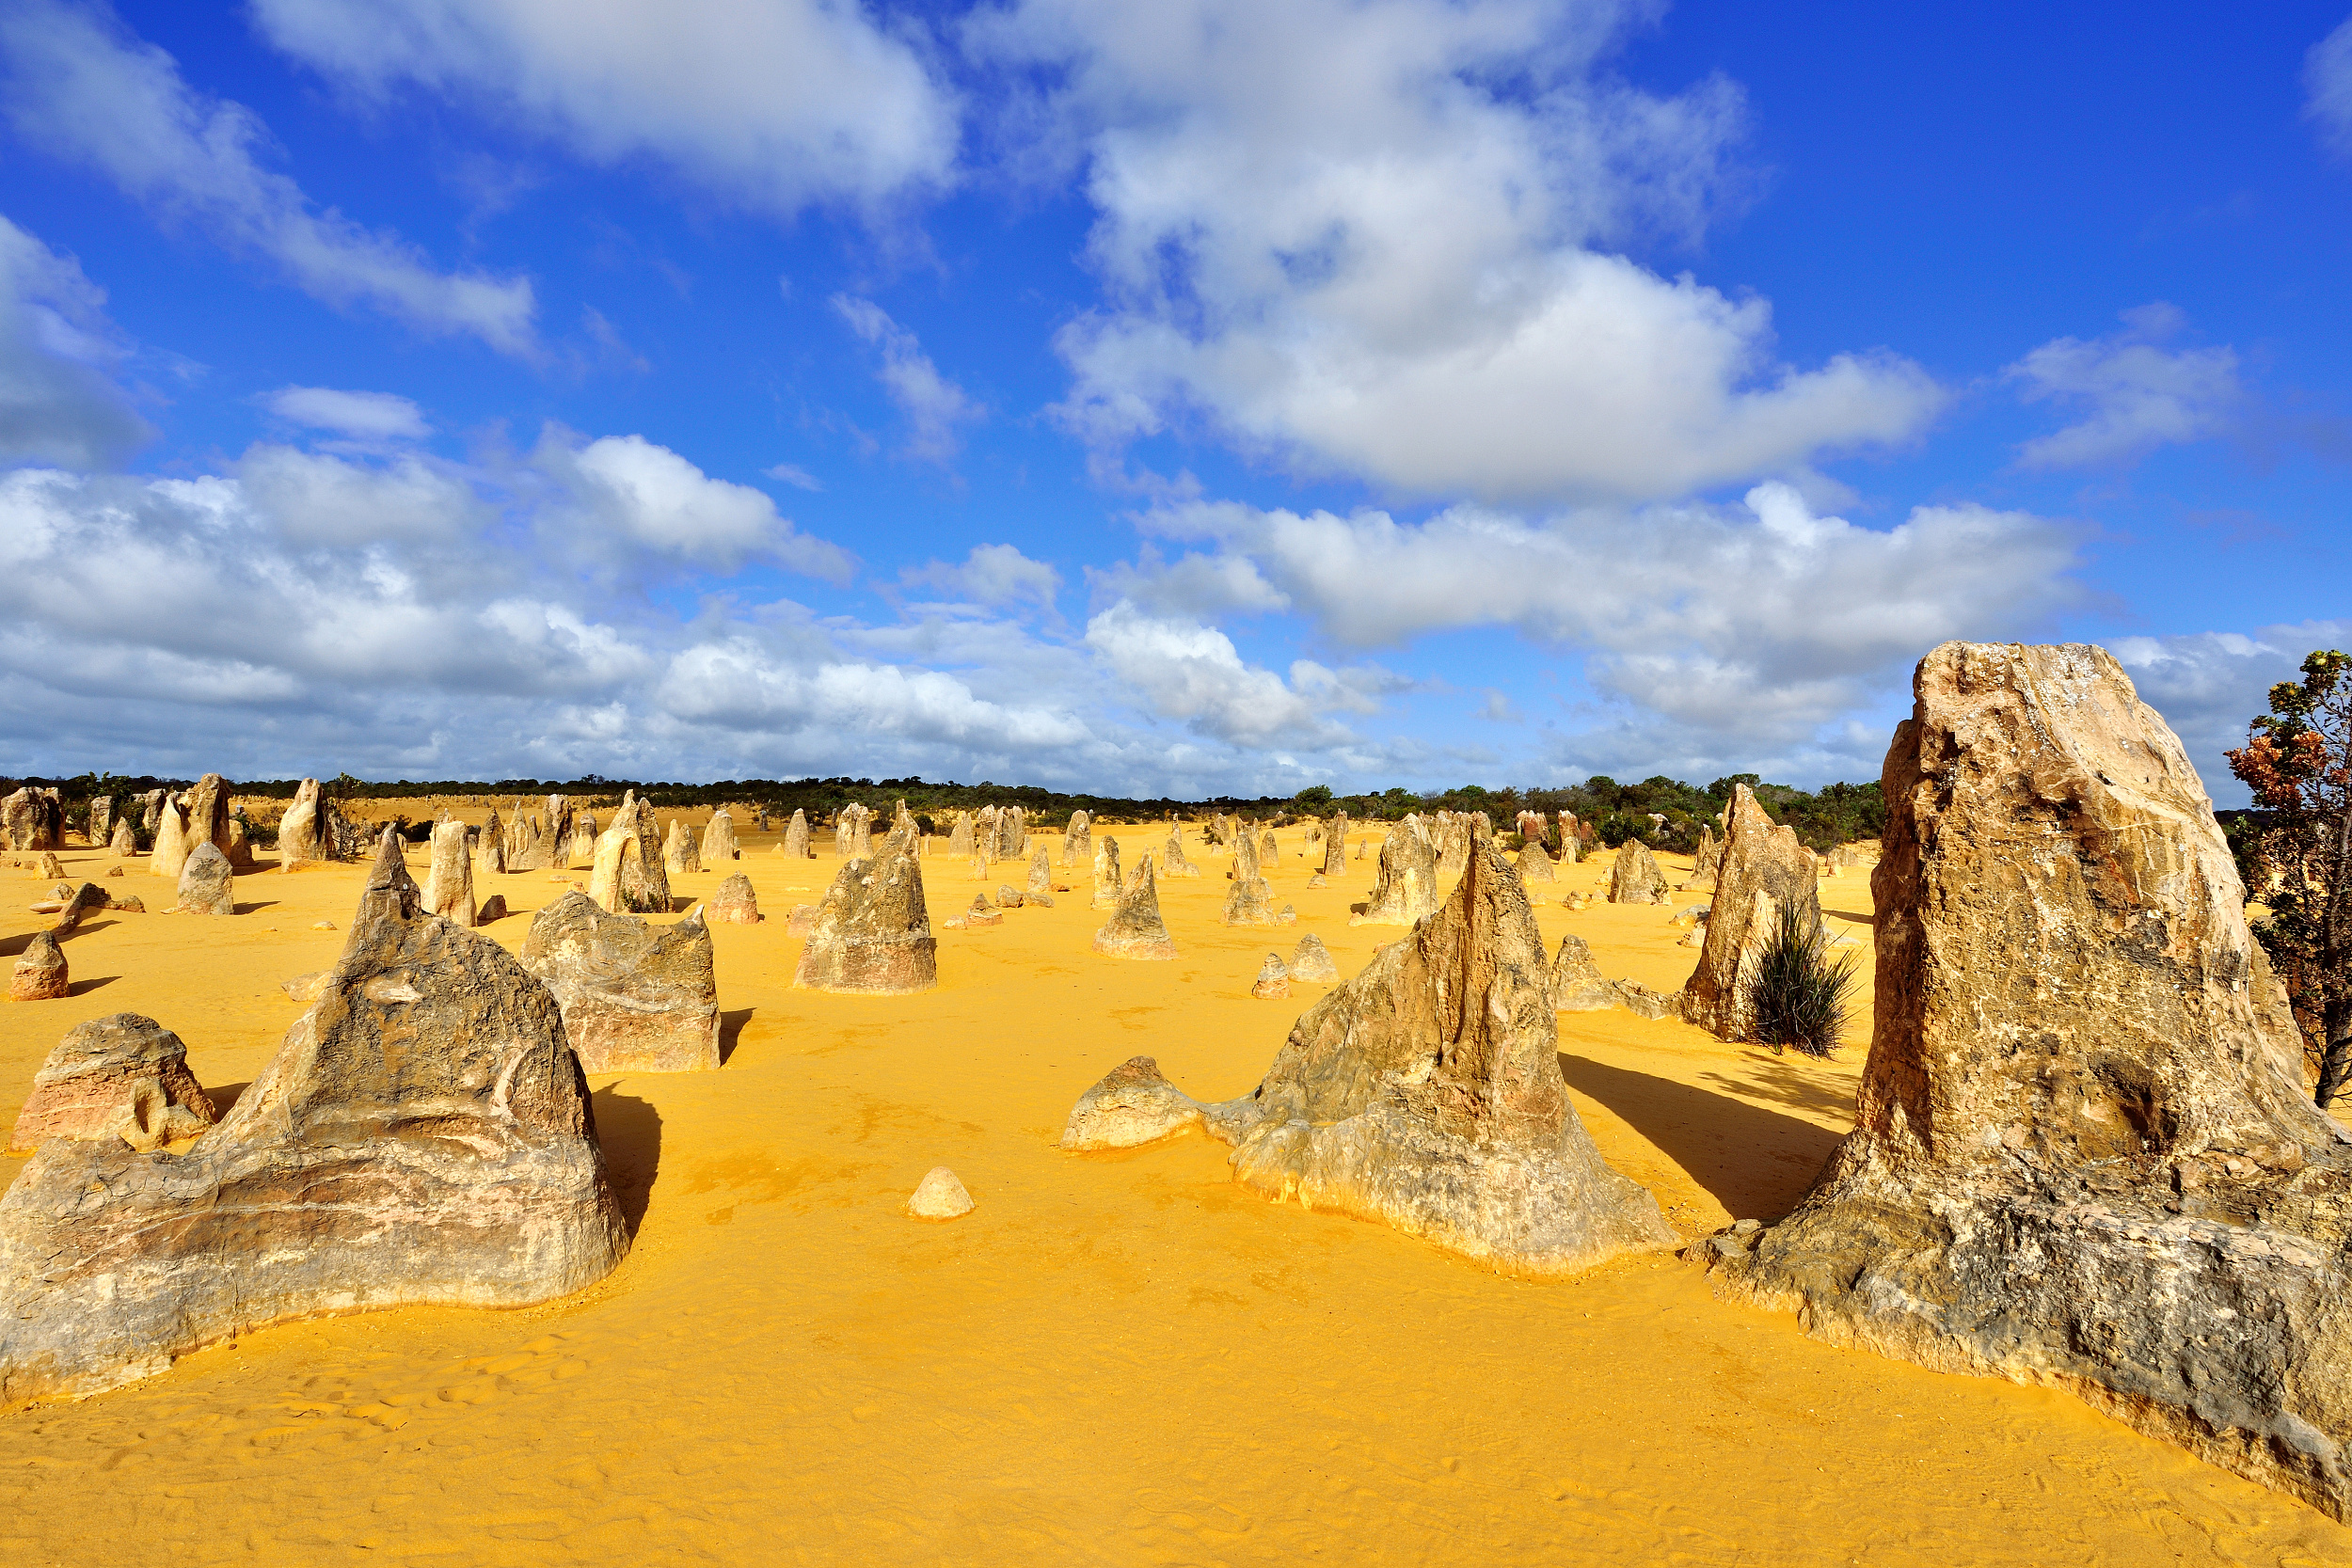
[592,1085,663,1237]
[1561,1053,1845,1222]
[718,1008,754,1066]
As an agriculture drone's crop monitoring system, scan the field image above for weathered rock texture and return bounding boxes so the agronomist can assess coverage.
[784,809,811,859]
[1063,838,1673,1275]
[704,809,740,863]
[150,799,191,879]
[1518,842,1556,882]
[1549,935,1616,1011]
[1027,847,1053,895]
[278,779,327,866]
[183,774,235,864]
[793,837,937,994]
[1608,840,1668,904]
[1350,817,1438,927]
[909,1167,974,1220]
[1220,869,1279,927]
[1092,859,1178,959]
[520,894,720,1072]
[475,812,507,880]
[1289,933,1339,982]
[2,787,63,851]
[8,930,68,1001]
[108,819,135,859]
[1691,825,1724,884]
[8,1014,216,1153]
[1680,784,1821,1040]
[1249,953,1291,999]
[0,832,628,1405]
[87,795,115,849]
[662,819,701,877]
[174,842,234,916]
[1062,810,1091,866]
[707,873,761,925]
[1703,641,2352,1521]
[1322,813,1349,876]
[52,882,108,935]
[421,821,477,927]
[1090,837,1123,910]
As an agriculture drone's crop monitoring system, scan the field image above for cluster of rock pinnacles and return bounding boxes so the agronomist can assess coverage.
[6,641,2349,1521]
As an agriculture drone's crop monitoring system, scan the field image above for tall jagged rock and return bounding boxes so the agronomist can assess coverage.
[1322,812,1348,876]
[586,794,668,915]
[108,818,135,859]
[662,818,700,877]
[793,835,938,994]
[475,810,506,880]
[704,809,740,862]
[0,831,628,1405]
[421,821,476,927]
[521,894,720,1071]
[567,815,597,868]
[1607,839,1668,904]
[506,809,545,872]
[149,798,192,879]
[1702,641,2352,1520]
[1063,837,1674,1275]
[1092,857,1177,959]
[1062,810,1091,866]
[1350,816,1438,927]
[8,1014,216,1153]
[1,787,62,851]
[135,789,165,835]
[946,811,973,858]
[1680,784,1821,1039]
[1091,836,1123,911]
[784,809,811,859]
[278,779,326,867]
[87,794,115,849]
[1165,825,1200,878]
[1027,847,1053,895]
[183,774,236,864]
[1691,824,1724,884]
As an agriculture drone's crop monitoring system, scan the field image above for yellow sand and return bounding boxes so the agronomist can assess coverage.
[0,824,2344,1566]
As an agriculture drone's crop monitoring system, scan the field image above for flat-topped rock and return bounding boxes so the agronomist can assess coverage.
[0,831,628,1406]
[8,1014,216,1153]
[520,893,720,1072]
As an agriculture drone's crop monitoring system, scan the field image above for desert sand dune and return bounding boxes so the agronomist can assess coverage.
[0,817,2344,1563]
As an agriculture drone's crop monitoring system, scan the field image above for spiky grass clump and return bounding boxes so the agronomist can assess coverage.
[1746,903,1859,1057]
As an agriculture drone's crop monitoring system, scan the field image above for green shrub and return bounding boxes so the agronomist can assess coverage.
[1745,904,1859,1057]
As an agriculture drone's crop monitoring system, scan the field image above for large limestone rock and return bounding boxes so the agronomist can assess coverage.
[1518,841,1556,882]
[1691,824,1724,884]
[1702,641,2352,1519]
[1322,812,1349,876]
[1092,858,1178,959]
[1260,828,1280,866]
[946,811,973,859]
[1,787,62,851]
[1249,953,1291,999]
[994,805,1025,860]
[51,881,109,934]
[1164,826,1197,878]
[1290,932,1339,982]
[704,808,740,862]
[0,832,628,1404]
[1607,839,1668,904]
[278,779,327,867]
[1549,934,1616,1011]
[520,894,720,1072]
[174,842,234,916]
[85,793,113,847]
[9,930,67,1001]
[1090,836,1123,910]
[1350,816,1438,926]
[475,810,507,880]
[149,798,192,879]
[784,809,811,859]
[1026,847,1053,895]
[662,817,701,877]
[8,1014,216,1153]
[1680,785,1821,1039]
[421,821,477,927]
[108,819,135,859]
[1063,838,1675,1275]
[183,774,236,864]
[707,872,761,925]
[794,835,938,994]
[1062,810,1091,866]
[587,794,669,915]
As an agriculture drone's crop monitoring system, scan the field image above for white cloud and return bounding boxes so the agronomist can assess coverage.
[0,0,536,355]
[2307,16,2352,157]
[974,0,1944,504]
[0,213,151,467]
[832,295,984,464]
[234,442,485,547]
[262,385,430,439]
[900,543,1061,612]
[534,428,855,580]
[2112,623,2352,804]
[252,0,957,214]
[2006,304,2241,468]
[764,462,823,492]
[1083,599,1345,746]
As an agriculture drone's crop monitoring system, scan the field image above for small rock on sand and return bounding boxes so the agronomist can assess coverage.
[909,1166,974,1219]
[1250,953,1291,999]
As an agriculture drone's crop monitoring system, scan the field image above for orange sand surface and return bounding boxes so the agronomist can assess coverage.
[2,823,2346,1566]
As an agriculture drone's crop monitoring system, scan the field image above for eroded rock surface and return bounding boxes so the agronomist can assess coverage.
[1093,859,1178,959]
[1290,933,1339,982]
[1608,840,1667,904]
[793,837,937,994]
[0,832,628,1405]
[520,894,720,1072]
[1064,837,1674,1275]
[421,821,476,927]
[707,873,760,925]
[1679,784,1820,1040]
[8,1014,216,1153]
[1518,842,1556,882]
[1349,816,1438,927]
[1062,810,1092,866]
[704,809,740,863]
[784,809,811,859]
[8,930,66,1000]
[1549,935,1617,1011]
[174,842,234,916]
[1249,953,1291,999]
[1703,641,2352,1521]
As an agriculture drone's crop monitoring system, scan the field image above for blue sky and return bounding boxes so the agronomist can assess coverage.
[2,0,2347,799]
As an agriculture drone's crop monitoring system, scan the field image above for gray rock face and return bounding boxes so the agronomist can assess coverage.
[794,836,938,994]
[1063,810,1091,866]
[784,809,811,859]
[8,1014,216,1153]
[1090,836,1123,911]
[704,809,740,863]
[1349,816,1438,927]
[520,894,720,1072]
[1093,858,1178,959]
[1608,840,1668,904]
[183,774,236,864]
[1026,847,1053,895]
[421,820,476,927]
[8,930,68,1000]
[87,794,115,848]
[0,832,628,1406]
[1064,838,1674,1275]
[1704,641,2352,1520]
[1680,784,1821,1039]
[707,872,760,925]
[175,842,234,916]
[1289,932,1339,981]
[475,811,507,880]
[1549,935,1617,1011]
[1322,812,1350,876]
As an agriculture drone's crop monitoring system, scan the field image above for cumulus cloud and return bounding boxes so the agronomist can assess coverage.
[2307,16,2352,157]
[900,543,1061,612]
[974,0,1944,503]
[1084,599,1350,746]
[2111,622,2352,803]
[0,214,151,467]
[262,385,430,440]
[2006,304,2242,468]
[0,0,536,354]
[252,0,958,214]
[832,295,984,464]
[532,428,855,580]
